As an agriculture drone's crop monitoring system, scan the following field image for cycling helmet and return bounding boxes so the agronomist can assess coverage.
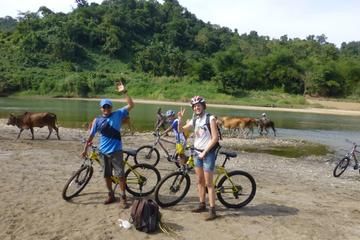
[262,113,266,117]
[190,96,206,106]
[165,110,175,117]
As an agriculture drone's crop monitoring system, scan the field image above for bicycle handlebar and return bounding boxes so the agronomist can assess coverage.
[345,139,357,146]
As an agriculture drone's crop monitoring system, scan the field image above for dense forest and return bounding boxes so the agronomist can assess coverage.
[0,0,360,103]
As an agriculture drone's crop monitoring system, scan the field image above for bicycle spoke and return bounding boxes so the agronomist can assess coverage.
[62,166,93,200]
[155,172,190,207]
[217,171,256,208]
[125,164,160,196]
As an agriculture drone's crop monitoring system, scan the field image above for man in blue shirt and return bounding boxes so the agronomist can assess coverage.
[81,82,134,208]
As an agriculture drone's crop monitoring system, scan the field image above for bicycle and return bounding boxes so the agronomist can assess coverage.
[62,142,161,201]
[135,130,182,167]
[333,140,359,177]
[154,146,256,208]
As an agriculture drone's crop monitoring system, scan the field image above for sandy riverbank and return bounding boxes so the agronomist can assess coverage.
[1,119,360,240]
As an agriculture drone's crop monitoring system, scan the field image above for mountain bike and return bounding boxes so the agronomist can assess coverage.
[135,130,182,167]
[154,146,256,208]
[333,140,359,177]
[62,143,161,201]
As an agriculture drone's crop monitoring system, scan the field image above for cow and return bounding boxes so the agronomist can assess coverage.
[7,112,60,140]
[121,115,135,135]
[256,118,276,136]
[216,116,257,138]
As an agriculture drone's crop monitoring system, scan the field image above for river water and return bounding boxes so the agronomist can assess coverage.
[0,97,359,153]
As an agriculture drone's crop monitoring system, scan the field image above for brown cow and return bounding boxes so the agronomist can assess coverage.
[217,116,257,138]
[7,112,60,140]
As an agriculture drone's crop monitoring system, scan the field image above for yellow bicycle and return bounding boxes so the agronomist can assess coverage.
[62,143,161,201]
[154,146,256,208]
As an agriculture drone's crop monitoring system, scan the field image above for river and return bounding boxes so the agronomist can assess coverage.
[0,97,359,153]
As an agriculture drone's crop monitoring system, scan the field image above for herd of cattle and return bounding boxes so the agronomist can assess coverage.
[6,112,276,140]
[216,116,276,138]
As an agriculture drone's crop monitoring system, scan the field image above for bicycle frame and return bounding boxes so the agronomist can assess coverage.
[87,145,144,186]
[152,131,177,160]
[347,144,359,161]
[185,146,238,192]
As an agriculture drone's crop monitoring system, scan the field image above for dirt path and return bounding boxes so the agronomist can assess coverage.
[0,120,360,240]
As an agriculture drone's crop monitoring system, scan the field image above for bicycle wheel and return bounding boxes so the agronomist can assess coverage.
[125,163,161,197]
[154,171,191,208]
[216,170,256,208]
[333,157,350,177]
[135,145,160,167]
[62,165,93,201]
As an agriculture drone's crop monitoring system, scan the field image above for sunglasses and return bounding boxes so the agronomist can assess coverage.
[102,104,112,109]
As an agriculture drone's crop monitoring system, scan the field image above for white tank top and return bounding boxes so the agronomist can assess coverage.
[192,113,215,150]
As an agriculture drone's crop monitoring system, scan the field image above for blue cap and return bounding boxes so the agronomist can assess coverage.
[100,99,113,107]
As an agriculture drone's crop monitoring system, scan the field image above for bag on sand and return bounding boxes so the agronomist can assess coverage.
[130,198,160,233]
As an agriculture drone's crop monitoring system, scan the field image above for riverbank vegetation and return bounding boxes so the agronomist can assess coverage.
[1,0,360,107]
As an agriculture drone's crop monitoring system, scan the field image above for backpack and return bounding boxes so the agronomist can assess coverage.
[130,198,160,233]
[192,113,222,141]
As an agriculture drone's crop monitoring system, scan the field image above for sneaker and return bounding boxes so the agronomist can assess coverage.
[191,202,207,213]
[205,207,217,221]
[354,164,359,170]
[119,196,129,209]
[104,192,116,205]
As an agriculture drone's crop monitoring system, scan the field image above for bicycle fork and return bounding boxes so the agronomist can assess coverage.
[215,171,242,199]
[170,173,187,193]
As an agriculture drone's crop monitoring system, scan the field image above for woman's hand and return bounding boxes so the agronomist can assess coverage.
[178,107,185,118]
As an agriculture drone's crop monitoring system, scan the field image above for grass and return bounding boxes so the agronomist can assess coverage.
[239,142,332,158]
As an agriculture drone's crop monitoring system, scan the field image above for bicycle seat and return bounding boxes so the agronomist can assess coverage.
[123,149,137,157]
[219,151,237,158]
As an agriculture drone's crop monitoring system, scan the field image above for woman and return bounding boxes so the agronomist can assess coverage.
[178,96,220,221]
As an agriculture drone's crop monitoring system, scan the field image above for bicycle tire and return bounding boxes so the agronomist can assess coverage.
[124,163,161,197]
[135,145,160,167]
[154,171,191,208]
[333,157,350,177]
[216,170,256,208]
[62,165,93,201]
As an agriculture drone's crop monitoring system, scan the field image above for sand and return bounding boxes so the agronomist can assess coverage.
[1,116,360,240]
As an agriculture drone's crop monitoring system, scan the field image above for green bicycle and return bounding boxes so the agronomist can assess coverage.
[154,146,256,208]
[62,143,161,201]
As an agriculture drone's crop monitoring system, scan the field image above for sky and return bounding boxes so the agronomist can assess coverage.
[0,0,359,47]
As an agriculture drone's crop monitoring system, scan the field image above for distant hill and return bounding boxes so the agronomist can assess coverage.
[0,0,359,101]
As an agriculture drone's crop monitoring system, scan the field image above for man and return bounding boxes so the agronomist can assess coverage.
[260,113,269,124]
[155,107,167,132]
[178,96,220,221]
[81,81,134,208]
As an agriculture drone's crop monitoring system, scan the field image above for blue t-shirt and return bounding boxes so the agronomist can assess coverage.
[171,119,186,144]
[89,108,129,154]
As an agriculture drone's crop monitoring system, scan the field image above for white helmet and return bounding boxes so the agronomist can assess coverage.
[262,113,266,117]
[190,96,206,107]
[165,110,175,117]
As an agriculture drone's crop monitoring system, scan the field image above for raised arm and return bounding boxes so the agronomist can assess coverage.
[177,107,192,132]
[117,81,134,111]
